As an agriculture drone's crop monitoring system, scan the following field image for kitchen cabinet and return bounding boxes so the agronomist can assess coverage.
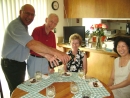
[64,0,130,18]
[57,43,118,84]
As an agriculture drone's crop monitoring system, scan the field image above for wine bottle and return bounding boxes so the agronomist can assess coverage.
[49,54,75,69]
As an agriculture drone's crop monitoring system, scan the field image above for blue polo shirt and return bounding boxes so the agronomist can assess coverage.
[1,17,33,62]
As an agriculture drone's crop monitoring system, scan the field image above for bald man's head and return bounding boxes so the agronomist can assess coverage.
[20,4,35,26]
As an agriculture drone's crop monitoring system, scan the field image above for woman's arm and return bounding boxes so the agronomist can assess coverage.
[109,73,130,90]
[108,65,115,86]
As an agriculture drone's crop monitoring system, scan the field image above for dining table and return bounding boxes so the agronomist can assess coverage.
[11,72,114,98]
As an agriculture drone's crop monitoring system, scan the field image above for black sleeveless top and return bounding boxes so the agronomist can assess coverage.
[66,49,84,72]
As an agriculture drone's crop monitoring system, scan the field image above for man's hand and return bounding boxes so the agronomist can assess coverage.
[53,50,70,65]
[44,53,59,68]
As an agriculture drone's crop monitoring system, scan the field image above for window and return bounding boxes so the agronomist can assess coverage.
[0,0,47,97]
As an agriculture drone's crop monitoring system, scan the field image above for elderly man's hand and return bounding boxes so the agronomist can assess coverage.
[54,51,70,65]
[44,53,59,68]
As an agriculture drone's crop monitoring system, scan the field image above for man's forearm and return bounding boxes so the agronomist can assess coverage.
[26,39,55,56]
[26,39,70,64]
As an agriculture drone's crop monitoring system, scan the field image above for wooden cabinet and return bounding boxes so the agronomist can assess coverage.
[64,0,130,18]
[57,43,118,84]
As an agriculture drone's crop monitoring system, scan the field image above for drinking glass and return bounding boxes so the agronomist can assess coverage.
[70,82,79,95]
[58,66,64,81]
[78,68,85,79]
[46,85,55,98]
[58,68,63,75]
[35,71,42,82]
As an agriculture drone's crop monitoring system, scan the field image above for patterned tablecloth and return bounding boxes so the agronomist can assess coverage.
[17,72,110,98]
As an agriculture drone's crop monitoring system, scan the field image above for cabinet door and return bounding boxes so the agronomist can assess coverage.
[64,0,95,18]
[87,52,116,84]
[64,0,130,18]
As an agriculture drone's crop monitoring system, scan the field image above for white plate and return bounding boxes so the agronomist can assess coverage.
[62,72,72,77]
[42,74,50,79]
[88,81,103,88]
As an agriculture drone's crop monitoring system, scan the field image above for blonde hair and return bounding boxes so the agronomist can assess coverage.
[69,33,82,45]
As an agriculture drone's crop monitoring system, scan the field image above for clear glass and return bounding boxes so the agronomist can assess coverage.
[78,68,85,79]
[58,66,64,81]
[58,68,63,75]
[35,71,42,82]
[46,85,55,98]
[70,82,79,94]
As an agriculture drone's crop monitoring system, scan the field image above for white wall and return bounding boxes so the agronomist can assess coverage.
[64,18,82,26]
[82,18,101,32]
[47,0,65,37]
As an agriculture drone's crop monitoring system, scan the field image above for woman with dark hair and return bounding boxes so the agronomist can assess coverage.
[108,36,130,98]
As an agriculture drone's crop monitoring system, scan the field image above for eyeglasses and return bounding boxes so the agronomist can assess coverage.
[22,10,35,17]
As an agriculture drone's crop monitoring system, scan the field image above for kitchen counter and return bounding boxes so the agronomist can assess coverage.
[57,43,118,57]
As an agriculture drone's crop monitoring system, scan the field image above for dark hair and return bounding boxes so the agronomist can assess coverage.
[113,36,130,56]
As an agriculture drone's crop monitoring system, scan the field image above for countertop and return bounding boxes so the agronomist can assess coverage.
[57,43,118,57]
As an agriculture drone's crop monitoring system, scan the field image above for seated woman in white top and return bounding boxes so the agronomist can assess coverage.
[108,36,130,98]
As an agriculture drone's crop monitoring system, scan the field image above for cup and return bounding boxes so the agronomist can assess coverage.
[78,68,85,79]
[70,82,79,94]
[82,90,91,98]
[58,67,64,75]
[58,66,64,81]
[46,85,55,98]
[102,43,107,50]
[35,71,42,82]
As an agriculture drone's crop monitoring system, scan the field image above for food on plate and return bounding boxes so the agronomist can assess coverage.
[93,81,98,87]
[62,72,70,76]
[30,78,36,83]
